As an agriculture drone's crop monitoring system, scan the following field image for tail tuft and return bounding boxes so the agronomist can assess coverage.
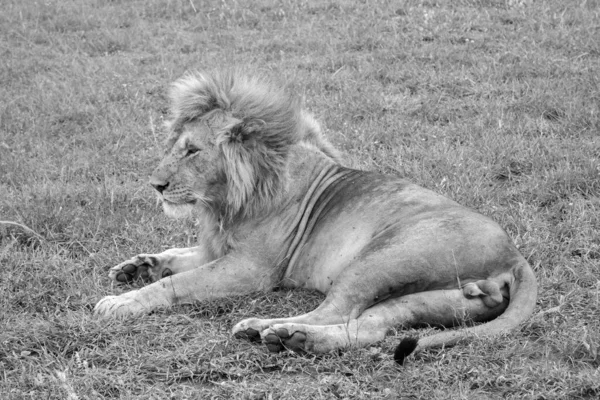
[394,337,419,365]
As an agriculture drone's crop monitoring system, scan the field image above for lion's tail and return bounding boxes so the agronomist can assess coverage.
[394,261,537,365]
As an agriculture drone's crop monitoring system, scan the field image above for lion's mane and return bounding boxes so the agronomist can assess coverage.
[165,70,338,222]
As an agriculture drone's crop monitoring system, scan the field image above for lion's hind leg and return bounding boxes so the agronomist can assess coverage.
[232,294,366,343]
[232,310,352,344]
[260,287,508,354]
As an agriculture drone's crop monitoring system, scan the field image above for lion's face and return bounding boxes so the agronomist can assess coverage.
[150,118,226,219]
[151,71,302,221]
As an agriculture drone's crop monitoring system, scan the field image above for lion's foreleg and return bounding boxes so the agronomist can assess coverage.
[95,256,273,318]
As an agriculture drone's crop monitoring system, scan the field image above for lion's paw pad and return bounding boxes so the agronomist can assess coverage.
[115,264,151,283]
[263,328,307,354]
[234,328,262,343]
[110,255,172,284]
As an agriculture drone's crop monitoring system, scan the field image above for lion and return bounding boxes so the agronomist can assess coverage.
[94,70,537,364]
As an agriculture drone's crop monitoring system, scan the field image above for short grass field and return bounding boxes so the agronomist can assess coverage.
[1,0,599,398]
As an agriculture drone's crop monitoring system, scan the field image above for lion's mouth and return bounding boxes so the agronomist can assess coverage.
[161,198,197,206]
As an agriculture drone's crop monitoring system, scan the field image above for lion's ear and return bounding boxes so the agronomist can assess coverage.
[228,119,265,143]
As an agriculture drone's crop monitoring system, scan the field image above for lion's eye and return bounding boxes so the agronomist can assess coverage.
[186,147,200,157]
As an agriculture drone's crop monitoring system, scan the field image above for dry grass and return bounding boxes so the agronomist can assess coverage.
[1,0,599,398]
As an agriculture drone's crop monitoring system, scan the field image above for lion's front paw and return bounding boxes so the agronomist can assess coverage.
[94,292,150,318]
[108,254,173,284]
[262,324,311,354]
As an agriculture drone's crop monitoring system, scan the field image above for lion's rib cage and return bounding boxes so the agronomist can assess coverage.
[279,165,359,283]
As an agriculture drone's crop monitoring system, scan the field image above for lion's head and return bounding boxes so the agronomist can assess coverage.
[150,70,339,222]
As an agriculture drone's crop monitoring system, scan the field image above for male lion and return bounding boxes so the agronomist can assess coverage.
[94,70,537,364]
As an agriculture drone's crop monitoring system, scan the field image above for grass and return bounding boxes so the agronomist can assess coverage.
[1,0,599,398]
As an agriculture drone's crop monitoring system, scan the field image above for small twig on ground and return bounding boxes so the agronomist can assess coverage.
[532,306,562,320]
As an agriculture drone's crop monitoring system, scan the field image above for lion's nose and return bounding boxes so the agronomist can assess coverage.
[152,182,168,194]
[150,177,169,194]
